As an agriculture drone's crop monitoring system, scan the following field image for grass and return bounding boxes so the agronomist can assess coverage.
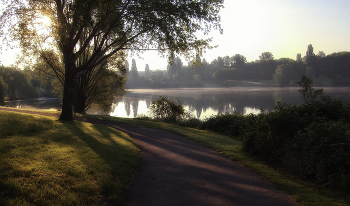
[2,108,349,206]
[0,111,139,206]
[81,113,350,206]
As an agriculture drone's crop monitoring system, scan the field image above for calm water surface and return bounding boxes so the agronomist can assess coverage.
[87,87,350,120]
[11,87,350,120]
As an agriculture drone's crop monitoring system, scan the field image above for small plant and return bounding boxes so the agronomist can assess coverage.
[149,96,189,121]
[296,75,325,104]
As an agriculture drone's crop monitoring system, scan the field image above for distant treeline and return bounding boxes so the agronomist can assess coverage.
[0,66,38,104]
[126,44,350,88]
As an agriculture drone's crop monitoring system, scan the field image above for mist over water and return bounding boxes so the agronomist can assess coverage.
[88,87,350,120]
[10,87,350,120]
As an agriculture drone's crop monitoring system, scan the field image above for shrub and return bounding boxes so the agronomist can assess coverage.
[285,120,350,191]
[240,76,350,191]
[149,96,189,121]
[178,118,203,128]
[201,112,245,137]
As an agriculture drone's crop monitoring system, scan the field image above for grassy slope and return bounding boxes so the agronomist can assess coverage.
[0,111,139,206]
[82,114,350,206]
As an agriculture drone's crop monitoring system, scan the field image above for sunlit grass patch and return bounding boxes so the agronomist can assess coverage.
[0,111,139,205]
[0,111,54,137]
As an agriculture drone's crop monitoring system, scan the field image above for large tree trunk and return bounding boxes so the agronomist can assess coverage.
[73,74,88,113]
[74,85,87,113]
[59,70,75,121]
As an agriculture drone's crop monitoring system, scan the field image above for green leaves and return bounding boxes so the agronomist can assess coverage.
[149,96,189,121]
[296,75,325,104]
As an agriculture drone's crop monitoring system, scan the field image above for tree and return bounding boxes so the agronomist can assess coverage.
[74,59,127,113]
[34,50,126,113]
[216,56,225,69]
[145,64,150,79]
[149,96,189,121]
[317,51,326,58]
[1,0,223,121]
[0,66,37,100]
[259,52,274,62]
[258,52,275,79]
[130,58,139,81]
[296,53,302,63]
[125,61,130,73]
[296,75,325,105]
[303,44,318,76]
[212,68,241,81]
[193,74,201,82]
[231,54,247,68]
[273,64,293,86]
[305,66,315,78]
[306,44,315,57]
[166,57,182,80]
[223,55,232,67]
[0,76,7,105]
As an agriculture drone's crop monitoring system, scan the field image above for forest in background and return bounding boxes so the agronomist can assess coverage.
[1,44,350,106]
[126,44,350,88]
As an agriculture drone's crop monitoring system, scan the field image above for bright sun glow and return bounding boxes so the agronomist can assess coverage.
[40,16,51,26]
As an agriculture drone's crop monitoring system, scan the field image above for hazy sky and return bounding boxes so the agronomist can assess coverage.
[1,0,349,71]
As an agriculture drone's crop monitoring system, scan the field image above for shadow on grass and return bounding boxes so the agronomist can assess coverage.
[56,121,140,204]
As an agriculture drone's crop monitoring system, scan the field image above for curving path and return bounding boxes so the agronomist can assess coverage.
[0,107,300,206]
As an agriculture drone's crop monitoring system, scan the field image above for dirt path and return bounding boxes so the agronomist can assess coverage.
[1,107,300,206]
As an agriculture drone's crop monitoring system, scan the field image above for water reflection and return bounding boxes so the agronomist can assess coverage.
[98,87,350,120]
[93,88,284,119]
[6,98,62,110]
[10,87,350,120]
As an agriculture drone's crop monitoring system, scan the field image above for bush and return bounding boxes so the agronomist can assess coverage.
[286,120,350,191]
[201,112,245,137]
[178,118,203,128]
[149,96,189,121]
[240,76,350,191]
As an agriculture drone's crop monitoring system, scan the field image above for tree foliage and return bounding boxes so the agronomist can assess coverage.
[129,58,138,81]
[144,64,150,79]
[1,0,223,120]
[273,64,293,86]
[149,96,189,121]
[34,50,126,113]
[212,68,241,81]
[0,66,37,100]
[166,57,182,80]
[0,76,8,105]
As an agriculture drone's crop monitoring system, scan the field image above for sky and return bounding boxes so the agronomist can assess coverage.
[1,0,350,71]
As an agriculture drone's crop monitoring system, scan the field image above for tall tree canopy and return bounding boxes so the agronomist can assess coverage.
[144,64,150,79]
[130,58,138,80]
[1,0,223,120]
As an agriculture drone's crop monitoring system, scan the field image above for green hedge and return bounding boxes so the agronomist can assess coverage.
[201,76,350,192]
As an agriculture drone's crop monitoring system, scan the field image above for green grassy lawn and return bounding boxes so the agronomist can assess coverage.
[82,114,350,206]
[0,111,139,206]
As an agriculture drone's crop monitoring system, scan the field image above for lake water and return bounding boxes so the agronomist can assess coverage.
[10,87,350,120]
[87,87,350,120]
